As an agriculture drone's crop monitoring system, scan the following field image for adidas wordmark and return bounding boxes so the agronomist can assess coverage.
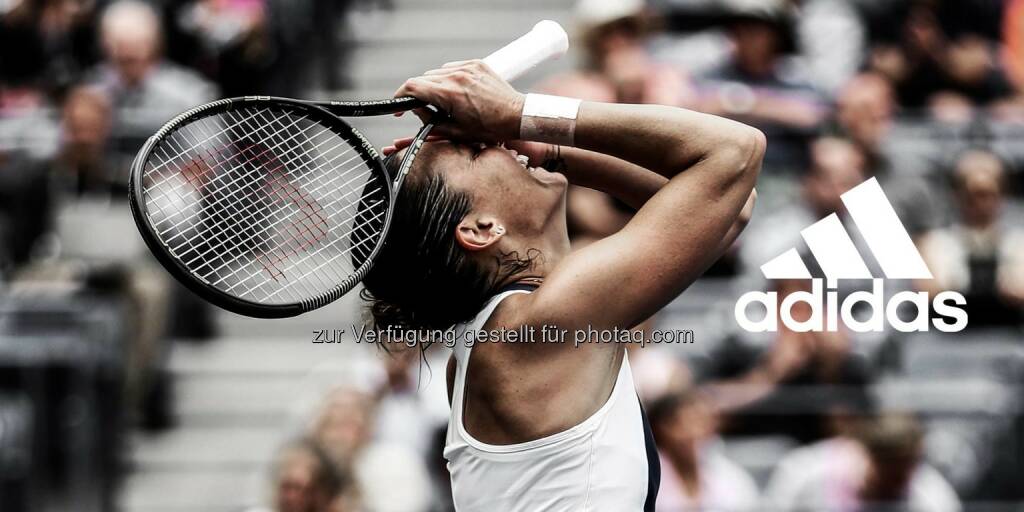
[735,178,968,333]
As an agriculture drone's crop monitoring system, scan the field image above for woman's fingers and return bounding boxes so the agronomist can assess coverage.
[423,67,464,77]
[390,136,416,149]
[383,136,420,155]
[411,107,434,124]
[389,135,435,152]
[393,77,438,103]
[429,122,477,143]
[424,60,479,76]
[441,60,474,69]
[393,58,521,142]
[394,77,453,112]
[385,134,454,156]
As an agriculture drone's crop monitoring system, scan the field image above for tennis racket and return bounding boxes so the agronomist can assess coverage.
[129,20,569,318]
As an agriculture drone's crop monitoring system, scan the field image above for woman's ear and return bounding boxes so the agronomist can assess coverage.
[455,216,506,252]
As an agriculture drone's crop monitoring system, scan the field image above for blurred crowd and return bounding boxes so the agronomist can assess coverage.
[2,0,1024,511]
[0,0,358,508]
[0,0,363,411]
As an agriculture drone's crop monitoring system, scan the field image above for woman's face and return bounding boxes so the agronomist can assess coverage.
[412,141,569,242]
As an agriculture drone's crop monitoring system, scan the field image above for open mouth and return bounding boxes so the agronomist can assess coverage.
[504,146,538,175]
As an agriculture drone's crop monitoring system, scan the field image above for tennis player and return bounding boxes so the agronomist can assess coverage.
[362,59,763,511]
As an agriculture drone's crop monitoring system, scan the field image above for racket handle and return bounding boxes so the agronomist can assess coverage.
[483,20,569,82]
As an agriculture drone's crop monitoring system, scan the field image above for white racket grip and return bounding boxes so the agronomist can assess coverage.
[482,20,569,82]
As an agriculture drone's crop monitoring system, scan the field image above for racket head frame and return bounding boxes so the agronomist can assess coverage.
[129,96,404,318]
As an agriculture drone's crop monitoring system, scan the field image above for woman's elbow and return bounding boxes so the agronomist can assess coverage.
[715,126,766,185]
[737,127,767,178]
[737,188,758,226]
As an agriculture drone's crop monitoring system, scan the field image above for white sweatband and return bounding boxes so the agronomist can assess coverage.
[519,93,582,146]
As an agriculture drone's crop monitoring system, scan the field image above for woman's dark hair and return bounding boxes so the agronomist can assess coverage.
[358,153,534,337]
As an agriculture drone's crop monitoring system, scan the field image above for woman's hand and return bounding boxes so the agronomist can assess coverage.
[382,135,554,167]
[393,59,525,143]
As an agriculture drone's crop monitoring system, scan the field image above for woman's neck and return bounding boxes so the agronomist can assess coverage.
[496,232,569,289]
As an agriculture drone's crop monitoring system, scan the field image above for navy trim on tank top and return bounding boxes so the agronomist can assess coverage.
[640,399,661,511]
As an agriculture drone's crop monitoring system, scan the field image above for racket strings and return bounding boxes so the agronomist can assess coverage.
[204,109,380,299]
[151,112,330,296]
[141,105,389,305]
[200,110,372,299]
[146,113,325,302]
[145,109,309,250]
[151,111,313,241]
[194,152,379,295]
[169,111,382,303]
[214,134,331,282]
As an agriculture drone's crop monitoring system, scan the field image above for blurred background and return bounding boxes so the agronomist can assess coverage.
[1,0,1024,510]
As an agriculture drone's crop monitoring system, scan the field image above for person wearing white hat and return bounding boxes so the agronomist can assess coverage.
[537,0,695,249]
[544,0,694,108]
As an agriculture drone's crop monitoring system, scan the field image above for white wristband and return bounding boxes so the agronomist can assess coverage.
[519,93,582,146]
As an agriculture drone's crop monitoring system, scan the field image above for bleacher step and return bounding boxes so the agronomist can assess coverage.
[120,466,263,512]
[130,426,282,468]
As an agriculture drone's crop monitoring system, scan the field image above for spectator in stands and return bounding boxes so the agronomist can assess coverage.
[163,0,269,87]
[695,0,826,173]
[537,0,694,253]
[920,150,1024,327]
[256,438,352,512]
[3,84,175,430]
[161,0,312,97]
[0,0,102,95]
[1003,0,1024,116]
[764,412,961,512]
[87,1,217,156]
[629,343,692,405]
[793,0,866,96]
[51,86,120,197]
[540,0,693,107]
[312,386,375,467]
[836,72,940,239]
[649,389,759,512]
[741,135,868,276]
[0,1,71,162]
[865,0,1014,120]
[0,148,51,271]
[699,278,874,444]
[311,385,432,511]
[372,346,448,458]
[75,1,221,351]
[370,345,458,511]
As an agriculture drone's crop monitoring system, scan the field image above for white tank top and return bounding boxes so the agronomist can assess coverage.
[444,287,660,511]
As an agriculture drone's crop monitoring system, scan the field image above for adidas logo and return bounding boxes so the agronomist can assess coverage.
[735,177,968,333]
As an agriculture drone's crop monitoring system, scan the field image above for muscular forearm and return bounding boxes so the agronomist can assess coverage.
[573,102,761,180]
[553,145,757,254]
[698,91,826,130]
[553,146,665,211]
[542,102,760,207]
